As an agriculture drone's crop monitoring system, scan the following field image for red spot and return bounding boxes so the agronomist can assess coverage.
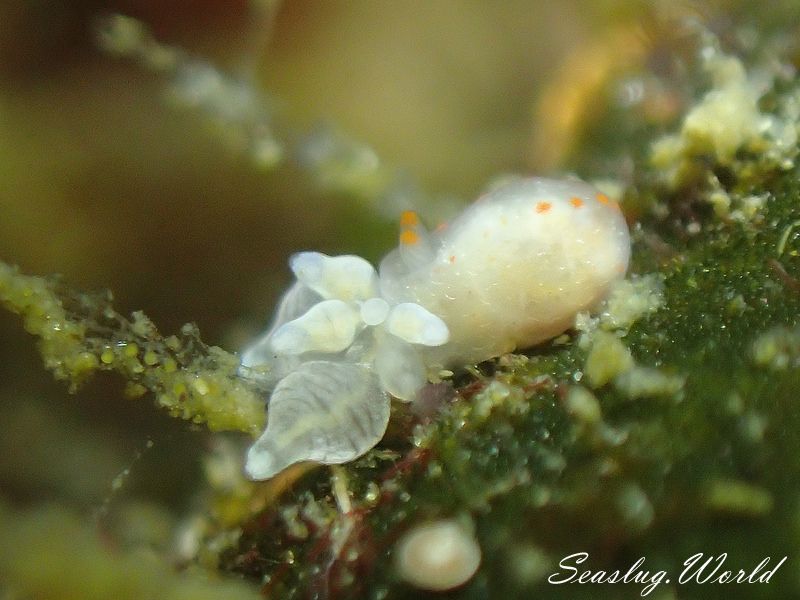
[449,255,456,263]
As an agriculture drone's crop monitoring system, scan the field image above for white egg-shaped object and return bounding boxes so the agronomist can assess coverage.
[394,519,482,591]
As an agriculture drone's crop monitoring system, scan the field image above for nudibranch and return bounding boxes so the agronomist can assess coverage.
[240,177,630,480]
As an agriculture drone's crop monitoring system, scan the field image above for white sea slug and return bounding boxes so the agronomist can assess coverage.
[240,177,630,480]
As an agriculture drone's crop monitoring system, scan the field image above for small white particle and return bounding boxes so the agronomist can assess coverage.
[394,519,481,591]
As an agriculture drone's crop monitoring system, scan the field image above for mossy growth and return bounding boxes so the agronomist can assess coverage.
[0,261,264,436]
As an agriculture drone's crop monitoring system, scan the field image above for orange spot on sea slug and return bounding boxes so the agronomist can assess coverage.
[596,192,610,205]
[570,197,584,208]
[535,202,552,214]
[449,255,456,264]
[400,230,420,245]
[400,210,419,227]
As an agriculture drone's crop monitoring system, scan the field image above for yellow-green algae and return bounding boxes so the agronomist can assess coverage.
[703,478,774,517]
[583,330,634,388]
[649,39,799,222]
[752,324,800,370]
[0,260,264,435]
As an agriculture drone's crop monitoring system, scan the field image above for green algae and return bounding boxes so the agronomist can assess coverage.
[704,478,775,517]
[584,330,634,388]
[752,324,800,369]
[0,261,264,436]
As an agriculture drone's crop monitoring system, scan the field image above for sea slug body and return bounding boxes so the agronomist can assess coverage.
[240,177,630,479]
[380,177,631,367]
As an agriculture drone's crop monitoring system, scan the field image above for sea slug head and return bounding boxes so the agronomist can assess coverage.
[239,251,452,480]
